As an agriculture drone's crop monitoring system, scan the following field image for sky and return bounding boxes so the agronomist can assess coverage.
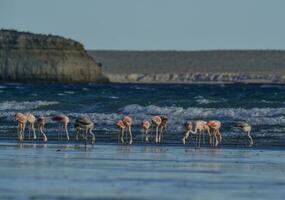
[0,0,285,50]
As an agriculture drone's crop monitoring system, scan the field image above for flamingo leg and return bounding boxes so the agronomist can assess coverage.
[85,127,88,146]
[75,128,80,141]
[18,123,23,142]
[128,126,133,145]
[17,123,21,141]
[182,130,190,145]
[22,123,26,141]
[155,126,159,143]
[158,126,163,143]
[40,125,47,142]
[89,128,95,144]
[217,130,222,142]
[195,131,198,148]
[65,123,70,141]
[207,129,212,145]
[120,129,125,144]
[198,131,201,148]
[159,127,162,143]
[57,124,60,140]
[28,124,31,140]
[31,123,36,140]
[60,124,63,141]
[247,131,253,147]
[145,129,149,142]
[203,130,205,144]
[214,130,218,147]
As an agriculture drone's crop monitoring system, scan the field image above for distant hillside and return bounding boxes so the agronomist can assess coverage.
[0,30,107,82]
[89,50,285,83]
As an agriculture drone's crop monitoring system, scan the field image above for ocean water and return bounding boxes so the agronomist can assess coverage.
[0,83,285,199]
[0,83,285,146]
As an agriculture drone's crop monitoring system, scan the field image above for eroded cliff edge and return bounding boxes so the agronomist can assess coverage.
[0,30,108,82]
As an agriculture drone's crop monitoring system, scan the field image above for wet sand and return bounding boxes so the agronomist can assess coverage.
[0,141,284,200]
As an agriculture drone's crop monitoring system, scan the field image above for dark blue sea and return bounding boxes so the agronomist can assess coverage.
[0,83,285,146]
[0,83,285,200]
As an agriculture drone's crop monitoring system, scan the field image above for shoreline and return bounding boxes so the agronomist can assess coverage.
[0,140,284,150]
[0,80,284,85]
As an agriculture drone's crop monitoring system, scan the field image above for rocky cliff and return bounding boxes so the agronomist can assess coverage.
[90,50,285,84]
[0,30,107,82]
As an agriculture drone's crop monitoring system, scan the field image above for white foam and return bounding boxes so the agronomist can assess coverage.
[194,96,225,105]
[119,104,285,126]
[64,91,75,94]
[0,101,59,111]
[260,84,285,89]
[2,104,285,135]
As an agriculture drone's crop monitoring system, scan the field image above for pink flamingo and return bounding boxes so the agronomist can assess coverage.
[116,119,126,144]
[235,122,253,147]
[51,115,70,141]
[26,113,37,140]
[141,120,151,142]
[15,113,37,141]
[158,116,168,143]
[122,116,133,144]
[182,120,211,147]
[182,121,194,145]
[37,116,47,142]
[207,120,222,147]
[152,116,162,143]
[75,116,95,144]
[15,113,27,141]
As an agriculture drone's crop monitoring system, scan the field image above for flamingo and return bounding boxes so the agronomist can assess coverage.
[15,113,37,141]
[158,116,168,143]
[116,119,126,144]
[37,116,47,142]
[15,113,27,141]
[182,121,194,145]
[141,120,151,142]
[75,117,95,144]
[207,120,222,147]
[152,116,162,143]
[235,122,253,147]
[25,113,37,140]
[122,116,133,144]
[182,120,211,147]
[51,115,70,141]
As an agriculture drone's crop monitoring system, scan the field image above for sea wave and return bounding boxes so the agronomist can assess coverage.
[0,101,59,111]
[2,104,285,135]
[194,96,226,105]
[119,104,285,126]
[260,84,285,89]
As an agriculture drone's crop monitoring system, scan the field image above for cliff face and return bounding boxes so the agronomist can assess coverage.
[89,50,285,84]
[0,30,107,82]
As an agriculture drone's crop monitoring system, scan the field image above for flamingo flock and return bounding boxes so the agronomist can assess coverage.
[14,113,254,147]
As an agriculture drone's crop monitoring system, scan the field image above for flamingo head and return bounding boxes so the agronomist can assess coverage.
[141,120,150,130]
[116,120,126,129]
[15,113,25,122]
[151,116,162,126]
[185,121,193,131]
[122,116,133,127]
[161,116,168,127]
